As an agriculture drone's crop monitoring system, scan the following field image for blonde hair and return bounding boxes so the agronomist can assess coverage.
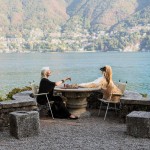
[103,65,112,85]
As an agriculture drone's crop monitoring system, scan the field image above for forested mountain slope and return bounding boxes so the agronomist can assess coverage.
[0,0,149,52]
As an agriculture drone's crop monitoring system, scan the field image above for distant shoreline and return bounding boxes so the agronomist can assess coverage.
[0,50,150,54]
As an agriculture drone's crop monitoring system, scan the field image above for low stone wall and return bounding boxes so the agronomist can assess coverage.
[120,91,150,121]
[0,91,37,129]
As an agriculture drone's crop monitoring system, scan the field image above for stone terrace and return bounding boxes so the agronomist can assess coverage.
[0,91,150,149]
[0,111,150,150]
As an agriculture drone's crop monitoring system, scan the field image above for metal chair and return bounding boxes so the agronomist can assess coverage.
[31,82,54,119]
[98,82,127,120]
[98,93,122,120]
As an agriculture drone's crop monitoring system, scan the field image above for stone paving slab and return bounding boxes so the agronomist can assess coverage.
[121,98,150,105]
[121,90,150,105]
[0,91,36,109]
[0,99,36,109]
[12,91,33,100]
[123,91,142,99]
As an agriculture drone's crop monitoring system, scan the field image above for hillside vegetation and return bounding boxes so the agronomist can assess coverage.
[0,0,150,52]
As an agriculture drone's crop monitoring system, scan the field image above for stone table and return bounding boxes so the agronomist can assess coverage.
[55,87,100,117]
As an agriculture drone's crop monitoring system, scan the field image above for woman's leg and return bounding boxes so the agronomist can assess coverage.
[36,96,47,105]
[52,96,71,118]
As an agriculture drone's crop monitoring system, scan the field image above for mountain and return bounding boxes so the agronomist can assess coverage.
[113,5,150,30]
[65,0,150,31]
[22,0,68,29]
[0,0,68,36]
[0,0,150,52]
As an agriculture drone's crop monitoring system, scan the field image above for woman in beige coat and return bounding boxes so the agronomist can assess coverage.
[79,65,122,101]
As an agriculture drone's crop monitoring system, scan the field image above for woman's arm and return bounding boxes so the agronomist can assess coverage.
[79,83,99,88]
[78,77,103,88]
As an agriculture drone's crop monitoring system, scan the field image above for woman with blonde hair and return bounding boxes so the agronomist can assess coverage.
[79,65,122,101]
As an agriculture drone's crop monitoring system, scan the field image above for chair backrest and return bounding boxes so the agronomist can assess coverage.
[31,82,38,96]
[117,82,127,94]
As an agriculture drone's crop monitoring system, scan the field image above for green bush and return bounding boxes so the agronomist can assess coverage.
[0,95,5,101]
[140,93,148,98]
[0,86,31,101]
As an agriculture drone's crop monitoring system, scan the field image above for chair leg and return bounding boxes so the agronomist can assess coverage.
[104,103,109,120]
[46,95,54,119]
[114,103,117,114]
[119,102,122,109]
[98,101,102,116]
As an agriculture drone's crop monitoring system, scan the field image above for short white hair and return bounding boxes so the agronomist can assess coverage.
[41,66,50,71]
[41,67,50,79]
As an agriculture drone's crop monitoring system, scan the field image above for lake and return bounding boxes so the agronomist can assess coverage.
[0,52,150,97]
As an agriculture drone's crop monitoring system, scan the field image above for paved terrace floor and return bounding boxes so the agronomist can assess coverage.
[0,110,150,150]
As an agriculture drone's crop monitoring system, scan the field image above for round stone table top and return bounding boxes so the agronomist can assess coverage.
[54,87,100,93]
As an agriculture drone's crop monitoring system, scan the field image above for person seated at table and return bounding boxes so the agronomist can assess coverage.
[79,65,122,101]
[37,66,78,119]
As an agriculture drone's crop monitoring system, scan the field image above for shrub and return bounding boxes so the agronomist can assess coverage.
[0,86,32,101]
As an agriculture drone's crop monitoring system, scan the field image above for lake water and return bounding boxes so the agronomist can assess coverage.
[0,52,150,96]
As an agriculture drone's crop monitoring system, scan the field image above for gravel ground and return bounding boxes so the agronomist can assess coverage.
[0,110,150,150]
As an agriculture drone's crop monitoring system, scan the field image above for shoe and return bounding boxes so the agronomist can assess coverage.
[68,115,78,120]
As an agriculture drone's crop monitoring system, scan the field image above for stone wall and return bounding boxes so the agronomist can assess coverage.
[120,91,150,122]
[0,91,37,129]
